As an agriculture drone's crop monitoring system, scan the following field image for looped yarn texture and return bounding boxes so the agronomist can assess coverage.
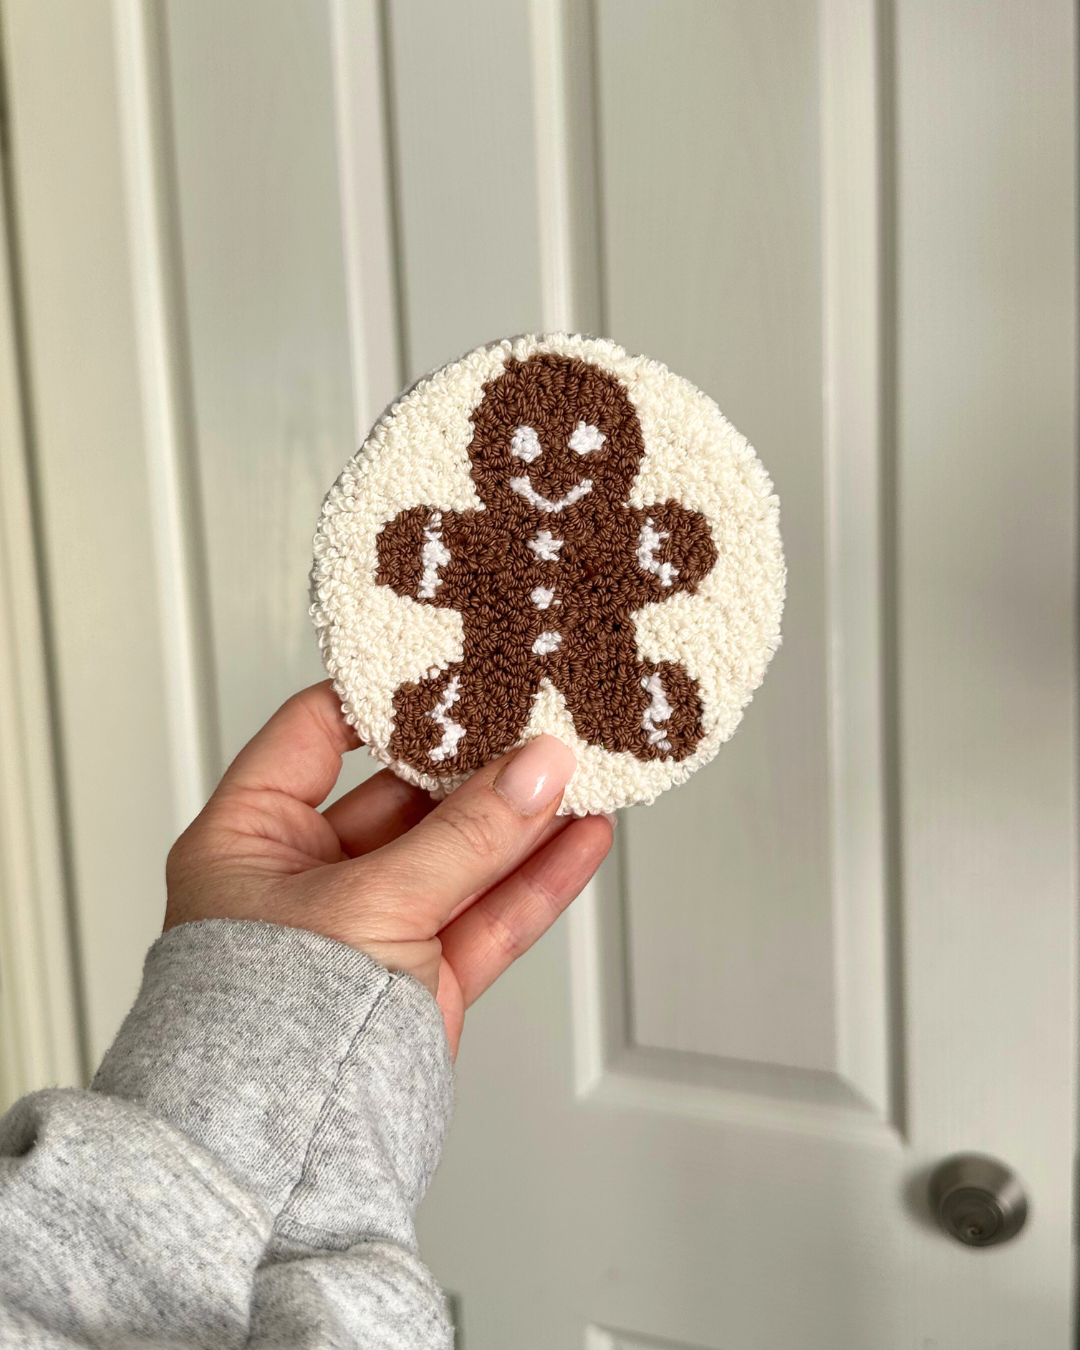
[310,334,785,815]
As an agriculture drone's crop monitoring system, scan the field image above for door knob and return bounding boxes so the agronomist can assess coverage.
[927,1154,1028,1247]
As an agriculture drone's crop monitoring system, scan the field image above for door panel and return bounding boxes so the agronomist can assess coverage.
[597,0,836,1078]
[387,0,544,378]
[164,0,358,767]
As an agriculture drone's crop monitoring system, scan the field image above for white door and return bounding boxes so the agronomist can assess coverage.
[1,2,1075,1347]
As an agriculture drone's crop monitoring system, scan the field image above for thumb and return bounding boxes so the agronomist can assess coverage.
[348,735,578,933]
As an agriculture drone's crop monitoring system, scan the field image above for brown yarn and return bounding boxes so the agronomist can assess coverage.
[376,353,717,774]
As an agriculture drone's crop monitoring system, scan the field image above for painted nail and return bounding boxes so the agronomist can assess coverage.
[494,735,576,816]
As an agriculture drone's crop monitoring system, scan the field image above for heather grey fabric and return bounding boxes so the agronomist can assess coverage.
[0,919,455,1348]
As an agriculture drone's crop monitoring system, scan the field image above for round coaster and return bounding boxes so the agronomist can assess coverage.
[310,334,784,815]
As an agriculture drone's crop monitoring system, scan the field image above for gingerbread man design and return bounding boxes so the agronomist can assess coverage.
[375,352,718,775]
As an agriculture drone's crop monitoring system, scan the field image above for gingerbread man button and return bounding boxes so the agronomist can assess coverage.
[311,335,784,815]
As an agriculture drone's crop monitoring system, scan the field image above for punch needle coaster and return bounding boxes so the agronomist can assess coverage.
[310,334,785,815]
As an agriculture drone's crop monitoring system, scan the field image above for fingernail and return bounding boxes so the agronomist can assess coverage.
[603,811,618,828]
[494,735,576,816]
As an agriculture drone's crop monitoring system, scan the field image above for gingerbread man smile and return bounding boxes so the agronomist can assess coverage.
[374,352,719,774]
[508,418,601,512]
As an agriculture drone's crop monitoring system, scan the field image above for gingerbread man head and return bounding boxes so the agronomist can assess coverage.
[467,352,646,520]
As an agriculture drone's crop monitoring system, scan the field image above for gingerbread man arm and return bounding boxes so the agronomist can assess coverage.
[621,500,718,604]
[376,506,470,607]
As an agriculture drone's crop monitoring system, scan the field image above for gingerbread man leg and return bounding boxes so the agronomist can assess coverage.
[556,635,705,762]
[388,654,536,776]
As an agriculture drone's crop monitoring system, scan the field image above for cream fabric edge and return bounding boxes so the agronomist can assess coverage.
[310,333,785,815]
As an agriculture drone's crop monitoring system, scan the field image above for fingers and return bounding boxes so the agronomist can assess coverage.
[325,763,570,868]
[353,735,578,931]
[441,811,573,925]
[218,681,359,807]
[438,814,613,1008]
[323,768,436,857]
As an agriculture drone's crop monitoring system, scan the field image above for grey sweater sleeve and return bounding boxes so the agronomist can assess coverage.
[0,919,455,1349]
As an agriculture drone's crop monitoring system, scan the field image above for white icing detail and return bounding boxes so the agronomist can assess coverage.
[641,672,673,753]
[532,630,563,655]
[528,530,564,560]
[530,586,556,609]
[569,420,606,455]
[511,424,542,463]
[428,676,465,762]
[637,516,679,588]
[510,475,593,513]
[417,510,451,599]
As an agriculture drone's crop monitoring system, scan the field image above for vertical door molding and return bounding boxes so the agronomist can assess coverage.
[112,0,218,830]
[328,0,403,446]
[0,126,84,1104]
[819,0,892,1122]
[528,0,603,337]
[1,0,181,1063]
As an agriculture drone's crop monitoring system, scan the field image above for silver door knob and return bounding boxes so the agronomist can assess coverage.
[928,1154,1028,1246]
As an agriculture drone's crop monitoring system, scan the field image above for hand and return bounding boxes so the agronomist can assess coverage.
[164,681,613,1056]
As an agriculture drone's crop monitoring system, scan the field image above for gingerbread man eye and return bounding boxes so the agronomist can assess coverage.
[511,424,542,464]
[569,421,606,455]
